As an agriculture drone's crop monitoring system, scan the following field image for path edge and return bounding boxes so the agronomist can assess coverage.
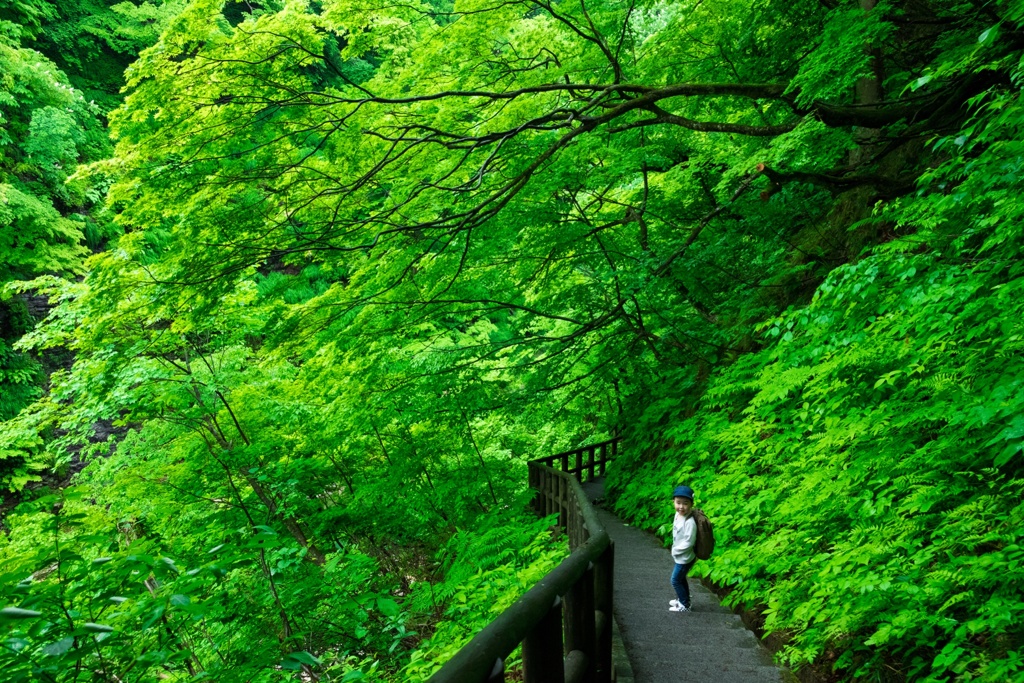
[611,616,635,683]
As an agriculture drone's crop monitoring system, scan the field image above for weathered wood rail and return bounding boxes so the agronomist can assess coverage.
[428,437,621,683]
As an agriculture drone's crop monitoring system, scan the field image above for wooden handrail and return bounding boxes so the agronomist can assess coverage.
[531,438,618,483]
[428,438,621,683]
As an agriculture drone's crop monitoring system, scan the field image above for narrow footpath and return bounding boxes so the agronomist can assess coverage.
[581,479,786,683]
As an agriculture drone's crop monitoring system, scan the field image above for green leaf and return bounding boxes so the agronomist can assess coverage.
[286,651,320,665]
[377,597,400,617]
[282,651,321,669]
[82,623,115,633]
[42,637,75,657]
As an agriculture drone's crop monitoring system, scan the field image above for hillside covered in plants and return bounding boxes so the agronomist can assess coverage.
[1,0,1022,681]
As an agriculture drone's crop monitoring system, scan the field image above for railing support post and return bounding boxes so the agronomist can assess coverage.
[564,562,596,683]
[545,472,554,517]
[594,543,614,683]
[523,596,565,683]
[558,475,567,530]
[536,466,544,516]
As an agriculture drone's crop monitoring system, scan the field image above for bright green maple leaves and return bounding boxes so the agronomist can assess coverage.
[0,30,109,450]
[4,0,1024,681]
[0,36,99,281]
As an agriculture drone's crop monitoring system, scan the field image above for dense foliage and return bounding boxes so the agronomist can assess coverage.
[0,18,108,443]
[1,0,1023,681]
[608,5,1024,680]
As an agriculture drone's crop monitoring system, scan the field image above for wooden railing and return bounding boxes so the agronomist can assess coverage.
[531,439,618,487]
[428,437,621,683]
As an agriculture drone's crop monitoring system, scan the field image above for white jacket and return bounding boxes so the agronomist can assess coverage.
[672,512,696,564]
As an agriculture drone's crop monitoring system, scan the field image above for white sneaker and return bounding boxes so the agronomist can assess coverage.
[669,599,681,609]
[669,603,690,612]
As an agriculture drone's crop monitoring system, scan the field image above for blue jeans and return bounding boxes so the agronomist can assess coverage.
[671,561,694,608]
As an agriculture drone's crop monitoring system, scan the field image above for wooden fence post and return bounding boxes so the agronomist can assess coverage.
[523,596,565,683]
[542,471,551,517]
[559,475,567,529]
[594,543,614,683]
[536,466,544,516]
[548,472,556,518]
[564,562,596,683]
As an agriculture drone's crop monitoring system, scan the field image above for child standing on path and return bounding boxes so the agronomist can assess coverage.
[669,485,696,612]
